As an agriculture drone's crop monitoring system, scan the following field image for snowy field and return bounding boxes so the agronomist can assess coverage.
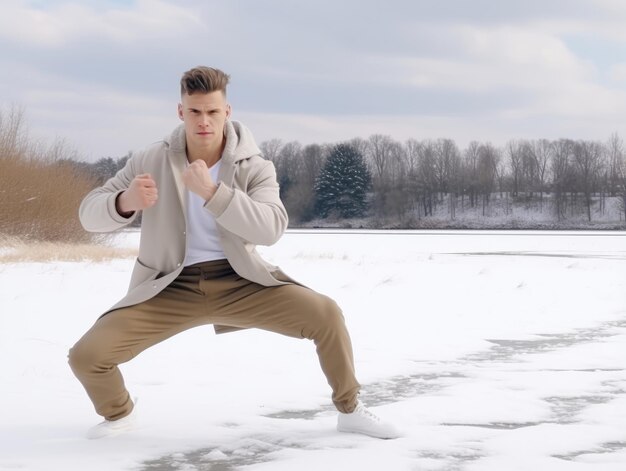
[1,230,625,471]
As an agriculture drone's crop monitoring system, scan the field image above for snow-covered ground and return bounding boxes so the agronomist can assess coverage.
[1,230,625,471]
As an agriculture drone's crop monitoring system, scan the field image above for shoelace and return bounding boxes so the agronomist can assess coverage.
[356,403,382,423]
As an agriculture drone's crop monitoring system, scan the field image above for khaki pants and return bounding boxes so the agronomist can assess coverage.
[68,259,360,420]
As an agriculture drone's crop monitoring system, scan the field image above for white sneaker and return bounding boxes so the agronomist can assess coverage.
[86,406,137,439]
[337,401,401,439]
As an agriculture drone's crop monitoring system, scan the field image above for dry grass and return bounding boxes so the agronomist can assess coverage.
[0,107,137,263]
[0,237,137,263]
[0,106,100,243]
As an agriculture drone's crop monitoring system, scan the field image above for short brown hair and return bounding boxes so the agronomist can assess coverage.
[180,66,230,96]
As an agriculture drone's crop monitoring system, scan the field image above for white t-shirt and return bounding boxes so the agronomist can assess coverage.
[183,159,227,266]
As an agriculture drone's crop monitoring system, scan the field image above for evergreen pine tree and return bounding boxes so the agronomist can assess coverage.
[314,144,370,218]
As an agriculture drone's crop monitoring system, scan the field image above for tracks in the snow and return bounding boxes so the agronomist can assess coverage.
[139,317,626,470]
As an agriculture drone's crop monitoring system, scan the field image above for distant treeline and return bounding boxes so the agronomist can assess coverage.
[66,154,131,186]
[260,135,626,228]
[66,134,626,229]
[3,104,625,239]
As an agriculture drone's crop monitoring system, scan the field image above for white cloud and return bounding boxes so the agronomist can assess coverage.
[236,108,624,150]
[363,22,626,127]
[389,24,592,91]
[608,63,626,83]
[1,0,625,160]
[18,69,178,159]
[0,0,203,47]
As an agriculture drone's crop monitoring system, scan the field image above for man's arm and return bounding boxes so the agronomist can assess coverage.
[79,153,154,232]
[204,159,288,246]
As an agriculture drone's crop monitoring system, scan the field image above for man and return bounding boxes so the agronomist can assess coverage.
[68,66,399,440]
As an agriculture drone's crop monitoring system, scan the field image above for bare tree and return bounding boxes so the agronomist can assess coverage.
[616,145,626,221]
[551,139,574,220]
[366,134,396,219]
[348,137,370,159]
[431,138,461,218]
[477,143,499,216]
[300,144,325,187]
[417,140,438,217]
[404,139,420,175]
[519,140,539,204]
[447,144,463,220]
[367,134,394,183]
[573,140,603,221]
[606,133,624,197]
[464,141,481,208]
[506,140,523,197]
[433,138,460,200]
[493,148,508,197]
[260,138,283,164]
[275,141,302,215]
[386,140,412,221]
[404,139,422,217]
[284,143,326,222]
[529,139,553,210]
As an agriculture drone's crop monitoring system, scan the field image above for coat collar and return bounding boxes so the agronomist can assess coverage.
[167,120,261,165]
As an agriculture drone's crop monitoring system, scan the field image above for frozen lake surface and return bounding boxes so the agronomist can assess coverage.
[1,230,625,470]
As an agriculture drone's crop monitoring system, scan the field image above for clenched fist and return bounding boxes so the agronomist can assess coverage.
[116,174,158,216]
[182,159,218,201]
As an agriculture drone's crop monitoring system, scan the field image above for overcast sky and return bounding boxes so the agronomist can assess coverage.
[1,0,626,161]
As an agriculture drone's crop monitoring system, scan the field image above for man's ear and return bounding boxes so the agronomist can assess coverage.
[226,103,232,120]
[177,103,184,121]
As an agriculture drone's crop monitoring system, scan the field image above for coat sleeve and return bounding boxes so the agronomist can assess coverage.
[78,153,140,232]
[204,160,288,246]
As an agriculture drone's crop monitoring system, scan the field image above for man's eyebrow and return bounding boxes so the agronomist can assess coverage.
[187,106,221,111]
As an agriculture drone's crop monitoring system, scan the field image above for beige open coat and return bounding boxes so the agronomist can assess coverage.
[79,120,296,333]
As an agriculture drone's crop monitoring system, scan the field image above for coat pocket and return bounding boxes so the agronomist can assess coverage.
[128,258,160,291]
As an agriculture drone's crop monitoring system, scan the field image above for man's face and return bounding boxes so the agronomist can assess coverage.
[177,91,231,150]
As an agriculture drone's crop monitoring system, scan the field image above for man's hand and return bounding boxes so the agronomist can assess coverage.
[182,159,218,201]
[116,174,158,216]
